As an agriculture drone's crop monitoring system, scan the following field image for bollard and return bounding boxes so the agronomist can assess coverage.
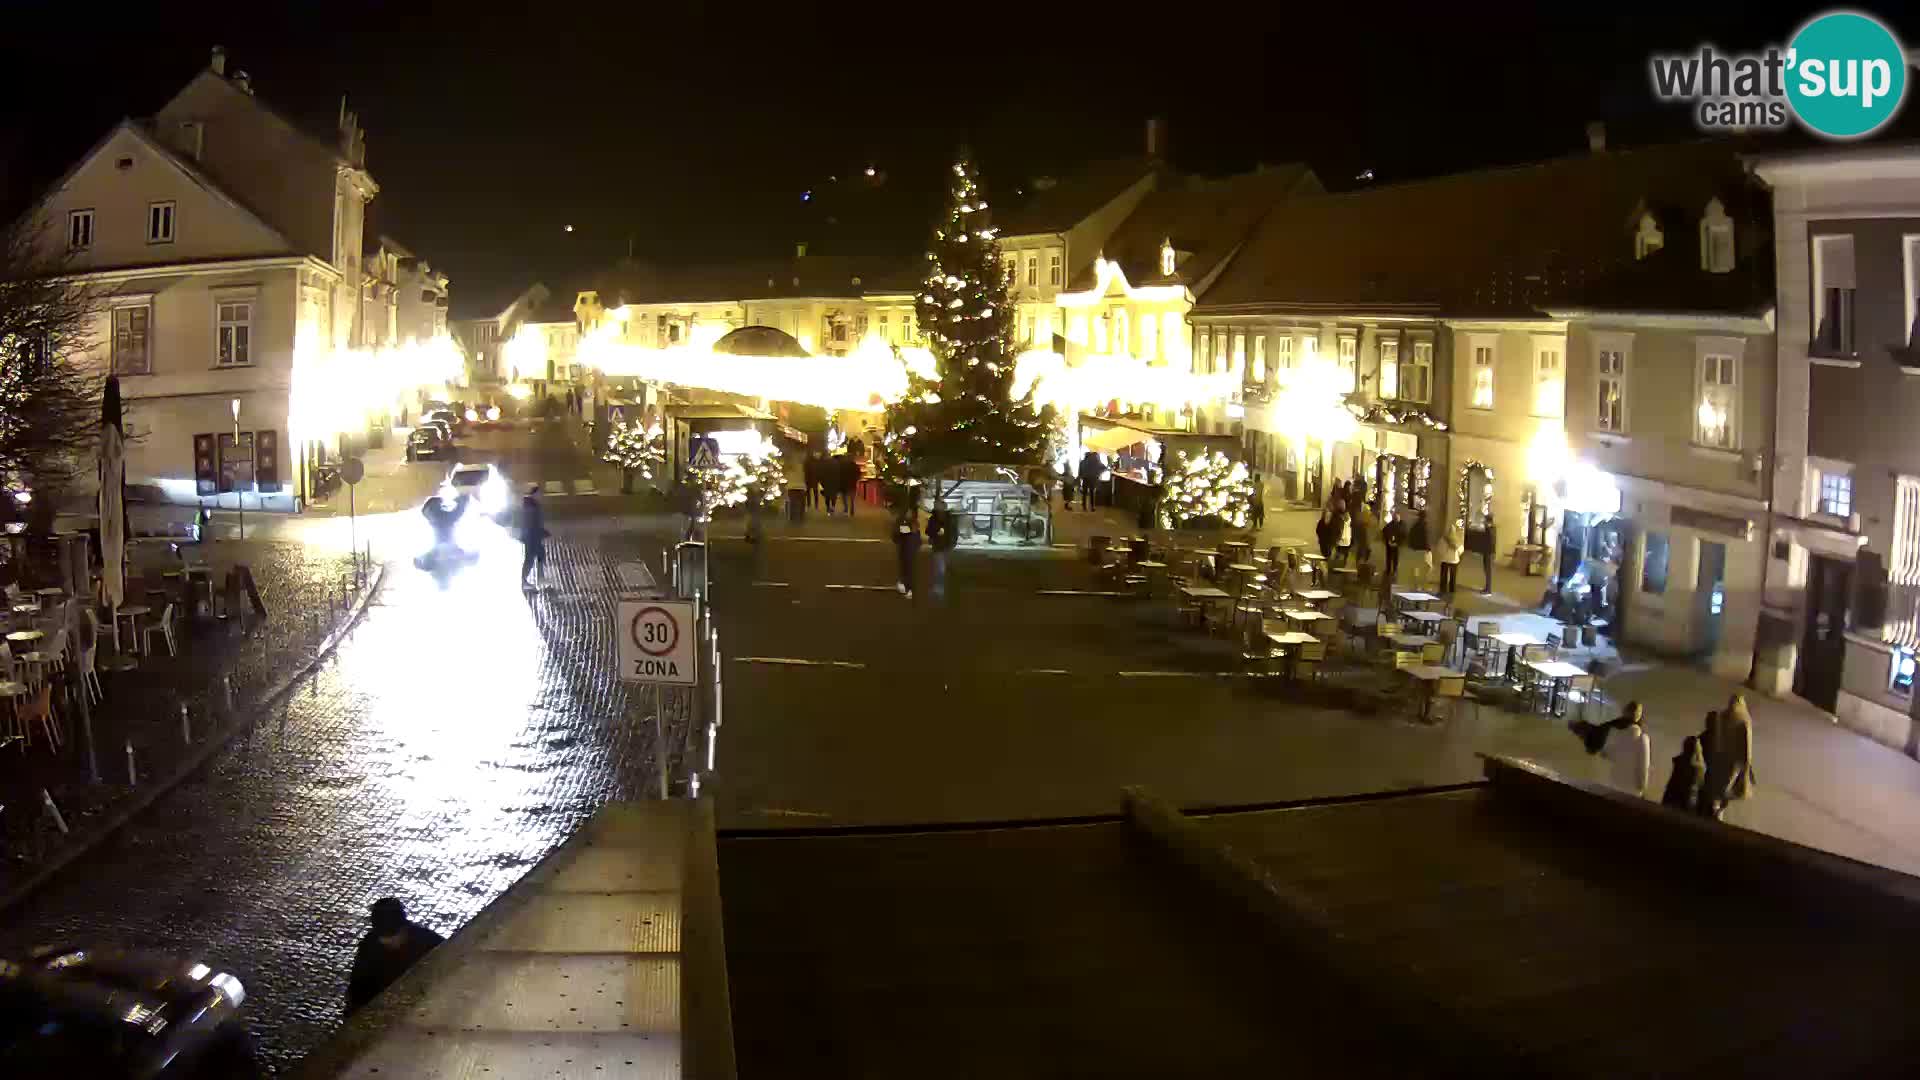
[179,701,191,745]
[125,740,136,786]
[41,789,67,834]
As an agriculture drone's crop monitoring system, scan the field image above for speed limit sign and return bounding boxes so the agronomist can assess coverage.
[616,598,697,685]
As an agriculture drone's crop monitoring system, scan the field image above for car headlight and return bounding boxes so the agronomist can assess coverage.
[465,408,478,422]
[209,971,245,1007]
[487,405,501,421]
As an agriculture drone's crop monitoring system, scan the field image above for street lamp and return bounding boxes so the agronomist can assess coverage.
[231,398,243,541]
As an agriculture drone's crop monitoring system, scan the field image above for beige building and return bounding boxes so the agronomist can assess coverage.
[394,242,450,345]
[23,47,384,508]
[994,158,1158,351]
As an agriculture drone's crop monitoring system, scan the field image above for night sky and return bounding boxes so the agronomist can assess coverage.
[3,3,1915,316]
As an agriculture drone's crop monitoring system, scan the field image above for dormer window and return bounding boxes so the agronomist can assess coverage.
[1700,198,1734,274]
[1634,212,1664,260]
[1160,238,1176,277]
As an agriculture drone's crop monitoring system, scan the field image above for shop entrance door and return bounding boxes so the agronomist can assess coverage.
[1695,540,1727,658]
[1796,555,1851,712]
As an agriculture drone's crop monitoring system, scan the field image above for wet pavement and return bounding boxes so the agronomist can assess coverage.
[0,515,669,1073]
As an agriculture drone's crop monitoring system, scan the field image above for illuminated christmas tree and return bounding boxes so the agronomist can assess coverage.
[883,154,1056,494]
[1159,449,1253,529]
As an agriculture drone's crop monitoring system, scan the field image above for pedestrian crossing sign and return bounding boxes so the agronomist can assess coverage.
[689,437,720,470]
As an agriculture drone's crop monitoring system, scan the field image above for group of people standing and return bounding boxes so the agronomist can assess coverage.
[1572,694,1757,819]
[890,499,958,601]
[1311,478,1476,594]
[799,446,864,518]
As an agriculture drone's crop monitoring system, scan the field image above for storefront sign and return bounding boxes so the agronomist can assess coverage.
[1673,505,1753,541]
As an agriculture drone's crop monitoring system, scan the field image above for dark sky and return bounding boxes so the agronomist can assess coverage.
[3,2,1914,316]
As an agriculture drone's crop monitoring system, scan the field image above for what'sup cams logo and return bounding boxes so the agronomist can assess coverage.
[1651,10,1910,139]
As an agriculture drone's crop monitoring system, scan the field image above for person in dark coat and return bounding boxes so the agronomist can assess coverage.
[1380,510,1406,587]
[1061,468,1077,511]
[1467,520,1498,593]
[807,452,825,513]
[838,452,861,517]
[347,897,444,1014]
[1250,473,1266,530]
[925,499,956,601]
[1078,451,1103,511]
[519,487,548,587]
[892,502,921,598]
[1351,474,1368,510]
[1662,735,1707,810]
[1315,509,1336,564]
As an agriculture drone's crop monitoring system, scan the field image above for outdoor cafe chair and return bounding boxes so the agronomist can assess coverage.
[142,603,179,658]
[1428,675,1468,723]
[77,636,101,704]
[1435,619,1462,667]
[1420,640,1447,667]
[1294,639,1327,683]
[18,682,58,751]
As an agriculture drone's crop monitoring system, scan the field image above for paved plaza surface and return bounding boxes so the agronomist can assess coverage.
[7,432,1920,1071]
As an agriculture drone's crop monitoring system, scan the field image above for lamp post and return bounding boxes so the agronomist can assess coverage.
[231,398,243,541]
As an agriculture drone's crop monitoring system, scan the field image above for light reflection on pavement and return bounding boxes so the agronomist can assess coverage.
[0,509,655,1073]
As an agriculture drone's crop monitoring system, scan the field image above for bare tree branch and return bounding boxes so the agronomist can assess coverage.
[0,221,104,498]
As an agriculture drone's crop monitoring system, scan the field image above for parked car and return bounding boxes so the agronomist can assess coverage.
[424,409,465,439]
[406,427,450,462]
[444,462,510,518]
[0,944,256,1077]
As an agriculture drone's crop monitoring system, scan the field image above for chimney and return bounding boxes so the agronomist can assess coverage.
[233,71,252,95]
[795,242,808,258]
[1146,116,1165,160]
[1586,121,1607,153]
[210,46,227,76]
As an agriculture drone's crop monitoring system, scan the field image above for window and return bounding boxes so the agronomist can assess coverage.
[1336,334,1357,392]
[1115,309,1129,356]
[1404,340,1432,403]
[1642,531,1671,595]
[1695,351,1739,449]
[216,300,252,366]
[148,201,175,244]
[68,209,94,250]
[1048,251,1062,286]
[1894,475,1920,586]
[1531,340,1563,417]
[1038,312,1052,345]
[1301,335,1318,366]
[1377,338,1399,398]
[1140,313,1158,359]
[1164,315,1180,362]
[1003,256,1016,289]
[111,306,151,375]
[1160,240,1176,277]
[878,313,890,340]
[1892,648,1916,697]
[1275,334,1295,374]
[1026,256,1037,287]
[1094,310,1110,353]
[1812,234,1856,356]
[1819,471,1853,519]
[1596,344,1627,433]
[1471,339,1495,409]
[1231,332,1245,375]
[1196,329,1210,373]
[1024,314,1036,344]
[1700,198,1734,273]
[1252,336,1266,383]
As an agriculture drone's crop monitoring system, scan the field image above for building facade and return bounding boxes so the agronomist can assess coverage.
[23,47,385,508]
[1753,146,1920,754]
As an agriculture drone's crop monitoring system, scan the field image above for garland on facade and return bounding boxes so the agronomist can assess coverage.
[1412,456,1432,512]
[1347,402,1449,431]
[1456,460,1494,531]
[1159,449,1253,529]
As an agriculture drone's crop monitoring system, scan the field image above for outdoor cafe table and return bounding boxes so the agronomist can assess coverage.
[1180,584,1230,625]
[1489,631,1544,677]
[113,605,153,658]
[0,678,26,731]
[6,629,43,646]
[1392,589,1442,611]
[33,587,65,600]
[1390,633,1436,652]
[1402,610,1445,627]
[1525,659,1588,714]
[1402,663,1462,721]
[1221,540,1253,561]
[10,603,38,617]
[1266,630,1321,677]
[1295,588,1340,608]
[1282,609,1333,637]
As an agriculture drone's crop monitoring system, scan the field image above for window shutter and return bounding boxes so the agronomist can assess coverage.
[194,434,219,497]
[256,430,281,493]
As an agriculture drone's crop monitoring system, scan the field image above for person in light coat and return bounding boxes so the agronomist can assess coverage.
[1701,693,1757,818]
[1601,701,1651,796]
[1436,520,1464,595]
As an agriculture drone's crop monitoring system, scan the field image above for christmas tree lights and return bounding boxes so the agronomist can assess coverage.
[1159,449,1253,529]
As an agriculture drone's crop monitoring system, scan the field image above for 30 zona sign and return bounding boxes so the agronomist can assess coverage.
[617,598,698,685]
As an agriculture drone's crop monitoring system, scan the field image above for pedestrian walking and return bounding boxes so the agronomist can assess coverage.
[1315,508,1336,565]
[1662,734,1706,811]
[1436,519,1464,595]
[1353,503,1375,571]
[1601,702,1652,796]
[1380,510,1405,587]
[1078,450,1102,511]
[1701,694,1756,819]
[1351,473,1368,510]
[519,486,548,588]
[1467,519,1497,593]
[926,499,956,601]
[347,898,444,1015]
[1335,506,1353,568]
[839,452,860,517]
[1061,470,1077,511]
[1250,473,1267,530]
[892,501,921,598]
[805,452,823,512]
[785,450,808,523]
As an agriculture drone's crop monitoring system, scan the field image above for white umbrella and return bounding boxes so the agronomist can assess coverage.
[99,377,126,624]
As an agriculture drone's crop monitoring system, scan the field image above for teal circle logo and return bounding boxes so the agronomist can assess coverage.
[1786,10,1908,139]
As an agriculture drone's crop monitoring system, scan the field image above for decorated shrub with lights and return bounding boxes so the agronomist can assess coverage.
[1158,449,1253,530]
[603,421,665,490]
[687,445,785,521]
[882,155,1056,494]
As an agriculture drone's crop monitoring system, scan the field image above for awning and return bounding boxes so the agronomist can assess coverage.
[1083,425,1148,453]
